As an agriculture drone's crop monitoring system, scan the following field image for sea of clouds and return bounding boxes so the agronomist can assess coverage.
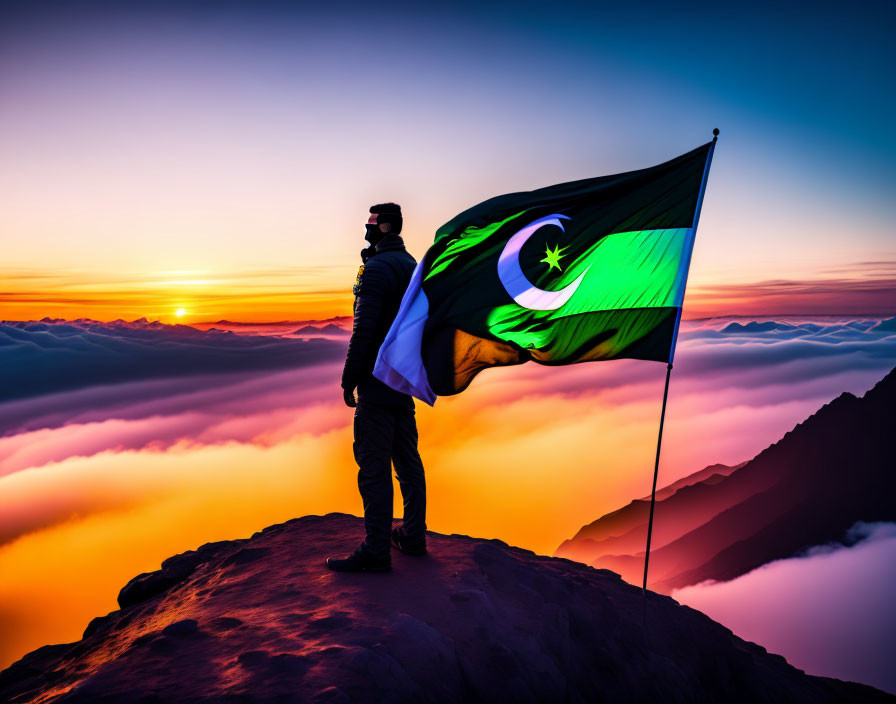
[2,313,894,549]
[2,314,894,437]
[0,318,342,405]
[0,314,894,682]
[673,521,896,695]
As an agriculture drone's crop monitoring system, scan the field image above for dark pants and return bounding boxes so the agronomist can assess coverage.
[353,400,426,557]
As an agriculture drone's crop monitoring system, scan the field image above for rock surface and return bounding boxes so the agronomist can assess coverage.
[1,514,891,703]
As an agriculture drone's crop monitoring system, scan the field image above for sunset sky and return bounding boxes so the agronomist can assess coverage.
[1,0,894,688]
[1,1,894,322]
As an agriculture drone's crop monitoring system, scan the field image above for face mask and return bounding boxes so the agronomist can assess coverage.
[364,223,381,243]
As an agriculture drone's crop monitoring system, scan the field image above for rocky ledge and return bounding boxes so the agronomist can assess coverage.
[1,513,891,703]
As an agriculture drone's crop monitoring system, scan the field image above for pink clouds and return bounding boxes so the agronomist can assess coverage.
[0,363,345,479]
[672,522,896,695]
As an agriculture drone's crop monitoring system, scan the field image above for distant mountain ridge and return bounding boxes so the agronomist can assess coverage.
[556,366,896,591]
[639,462,747,503]
[556,461,748,564]
[2,316,355,335]
[292,323,349,337]
[193,317,353,335]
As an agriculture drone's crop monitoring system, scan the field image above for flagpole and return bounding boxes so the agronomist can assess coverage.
[642,361,672,596]
[641,129,718,614]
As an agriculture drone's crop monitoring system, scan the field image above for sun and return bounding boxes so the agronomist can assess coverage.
[174,308,188,318]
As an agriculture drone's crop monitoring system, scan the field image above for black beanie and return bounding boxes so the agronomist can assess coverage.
[369,202,402,235]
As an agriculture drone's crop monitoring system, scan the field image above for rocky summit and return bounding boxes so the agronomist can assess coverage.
[1,513,891,703]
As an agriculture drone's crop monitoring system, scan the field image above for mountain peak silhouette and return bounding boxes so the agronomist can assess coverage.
[557,366,896,592]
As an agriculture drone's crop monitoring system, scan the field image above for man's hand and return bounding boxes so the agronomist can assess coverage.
[343,386,357,408]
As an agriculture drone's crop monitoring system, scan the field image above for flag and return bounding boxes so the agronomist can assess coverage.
[374,139,716,405]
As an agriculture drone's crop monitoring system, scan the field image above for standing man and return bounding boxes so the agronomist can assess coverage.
[327,203,428,572]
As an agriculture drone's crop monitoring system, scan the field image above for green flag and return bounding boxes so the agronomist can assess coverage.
[374,139,716,404]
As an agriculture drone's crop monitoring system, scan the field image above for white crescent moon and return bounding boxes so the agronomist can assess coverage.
[497,213,587,311]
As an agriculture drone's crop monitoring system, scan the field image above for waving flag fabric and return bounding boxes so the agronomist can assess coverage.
[374,140,716,405]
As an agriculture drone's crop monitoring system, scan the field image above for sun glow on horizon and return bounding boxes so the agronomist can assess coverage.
[175,308,188,318]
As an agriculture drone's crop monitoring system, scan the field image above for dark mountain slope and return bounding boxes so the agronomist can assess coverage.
[556,462,752,563]
[564,366,896,591]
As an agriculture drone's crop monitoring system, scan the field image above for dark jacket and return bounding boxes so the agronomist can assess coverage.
[342,234,417,408]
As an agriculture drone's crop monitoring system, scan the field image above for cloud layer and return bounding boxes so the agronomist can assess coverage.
[0,318,345,406]
[672,522,896,695]
[3,315,895,549]
[1,314,894,676]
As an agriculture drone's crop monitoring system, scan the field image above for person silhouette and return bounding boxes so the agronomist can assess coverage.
[327,203,427,572]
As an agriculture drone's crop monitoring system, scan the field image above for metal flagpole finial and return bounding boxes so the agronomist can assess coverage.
[712,128,720,140]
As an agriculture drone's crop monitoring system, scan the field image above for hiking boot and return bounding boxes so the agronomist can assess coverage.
[391,526,427,556]
[326,544,391,573]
